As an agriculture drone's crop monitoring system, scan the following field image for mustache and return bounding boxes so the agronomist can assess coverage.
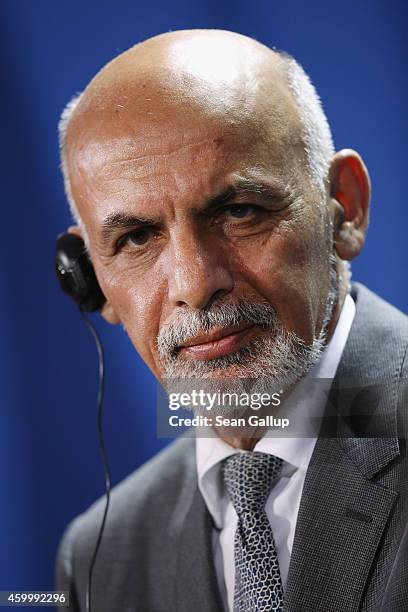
[157,298,279,360]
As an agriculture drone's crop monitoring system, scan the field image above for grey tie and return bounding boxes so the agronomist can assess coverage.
[222,452,284,612]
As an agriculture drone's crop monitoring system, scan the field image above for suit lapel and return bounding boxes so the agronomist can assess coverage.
[283,436,398,612]
[284,284,402,612]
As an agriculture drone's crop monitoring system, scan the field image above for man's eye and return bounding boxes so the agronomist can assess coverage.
[119,229,151,249]
[222,205,259,219]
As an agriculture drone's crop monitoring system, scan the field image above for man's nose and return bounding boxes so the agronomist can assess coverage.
[167,228,234,310]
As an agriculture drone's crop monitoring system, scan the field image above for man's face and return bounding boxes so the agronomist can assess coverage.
[67,79,334,384]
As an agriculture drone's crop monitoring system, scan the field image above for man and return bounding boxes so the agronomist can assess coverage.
[55,29,408,611]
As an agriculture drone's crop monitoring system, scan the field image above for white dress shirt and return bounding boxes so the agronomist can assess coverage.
[196,294,356,612]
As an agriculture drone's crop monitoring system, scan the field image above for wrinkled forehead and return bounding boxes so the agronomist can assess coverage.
[67,68,303,176]
[65,52,309,234]
[67,32,303,159]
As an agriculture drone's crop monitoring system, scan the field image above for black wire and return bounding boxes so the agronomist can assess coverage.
[79,307,112,612]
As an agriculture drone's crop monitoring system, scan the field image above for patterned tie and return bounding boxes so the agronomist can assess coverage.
[222,452,284,612]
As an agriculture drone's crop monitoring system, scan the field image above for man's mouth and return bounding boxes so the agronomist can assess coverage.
[177,324,261,360]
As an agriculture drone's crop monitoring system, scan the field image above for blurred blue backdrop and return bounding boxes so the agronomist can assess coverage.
[1,0,407,603]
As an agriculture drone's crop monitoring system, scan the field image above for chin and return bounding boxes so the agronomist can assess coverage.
[194,363,259,380]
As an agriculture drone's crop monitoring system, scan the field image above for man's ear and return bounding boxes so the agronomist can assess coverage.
[67,224,82,238]
[100,302,121,325]
[328,149,371,261]
[67,225,121,325]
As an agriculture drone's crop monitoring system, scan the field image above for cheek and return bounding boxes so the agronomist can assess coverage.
[232,218,330,340]
[97,264,166,373]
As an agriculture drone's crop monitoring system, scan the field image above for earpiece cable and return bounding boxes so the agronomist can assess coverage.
[79,307,112,612]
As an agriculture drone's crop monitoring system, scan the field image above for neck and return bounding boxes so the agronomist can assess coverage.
[214,425,266,451]
[325,279,348,345]
[212,395,290,451]
[221,436,260,451]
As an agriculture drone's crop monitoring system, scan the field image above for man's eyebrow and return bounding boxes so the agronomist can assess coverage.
[204,179,290,210]
[100,212,155,243]
[99,180,289,244]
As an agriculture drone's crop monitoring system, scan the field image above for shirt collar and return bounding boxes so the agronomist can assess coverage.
[196,293,356,528]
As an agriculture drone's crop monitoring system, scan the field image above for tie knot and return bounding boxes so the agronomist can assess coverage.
[222,451,283,515]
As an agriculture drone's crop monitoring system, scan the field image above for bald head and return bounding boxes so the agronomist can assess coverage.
[71,30,291,129]
[60,30,334,234]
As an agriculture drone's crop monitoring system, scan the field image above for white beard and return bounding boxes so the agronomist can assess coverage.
[157,257,338,417]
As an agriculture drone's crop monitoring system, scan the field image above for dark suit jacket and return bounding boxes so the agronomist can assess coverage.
[56,283,408,611]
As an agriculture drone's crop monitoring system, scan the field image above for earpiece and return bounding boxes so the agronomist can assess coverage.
[55,233,105,312]
[56,232,111,612]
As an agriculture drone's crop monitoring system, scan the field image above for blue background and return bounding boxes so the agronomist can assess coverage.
[1,0,407,601]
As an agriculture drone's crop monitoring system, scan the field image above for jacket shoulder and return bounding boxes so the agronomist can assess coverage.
[349,283,408,378]
[66,434,195,538]
[55,435,196,606]
[352,282,408,335]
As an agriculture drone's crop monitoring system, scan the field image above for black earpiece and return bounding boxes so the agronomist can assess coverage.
[55,233,105,312]
[56,232,111,612]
